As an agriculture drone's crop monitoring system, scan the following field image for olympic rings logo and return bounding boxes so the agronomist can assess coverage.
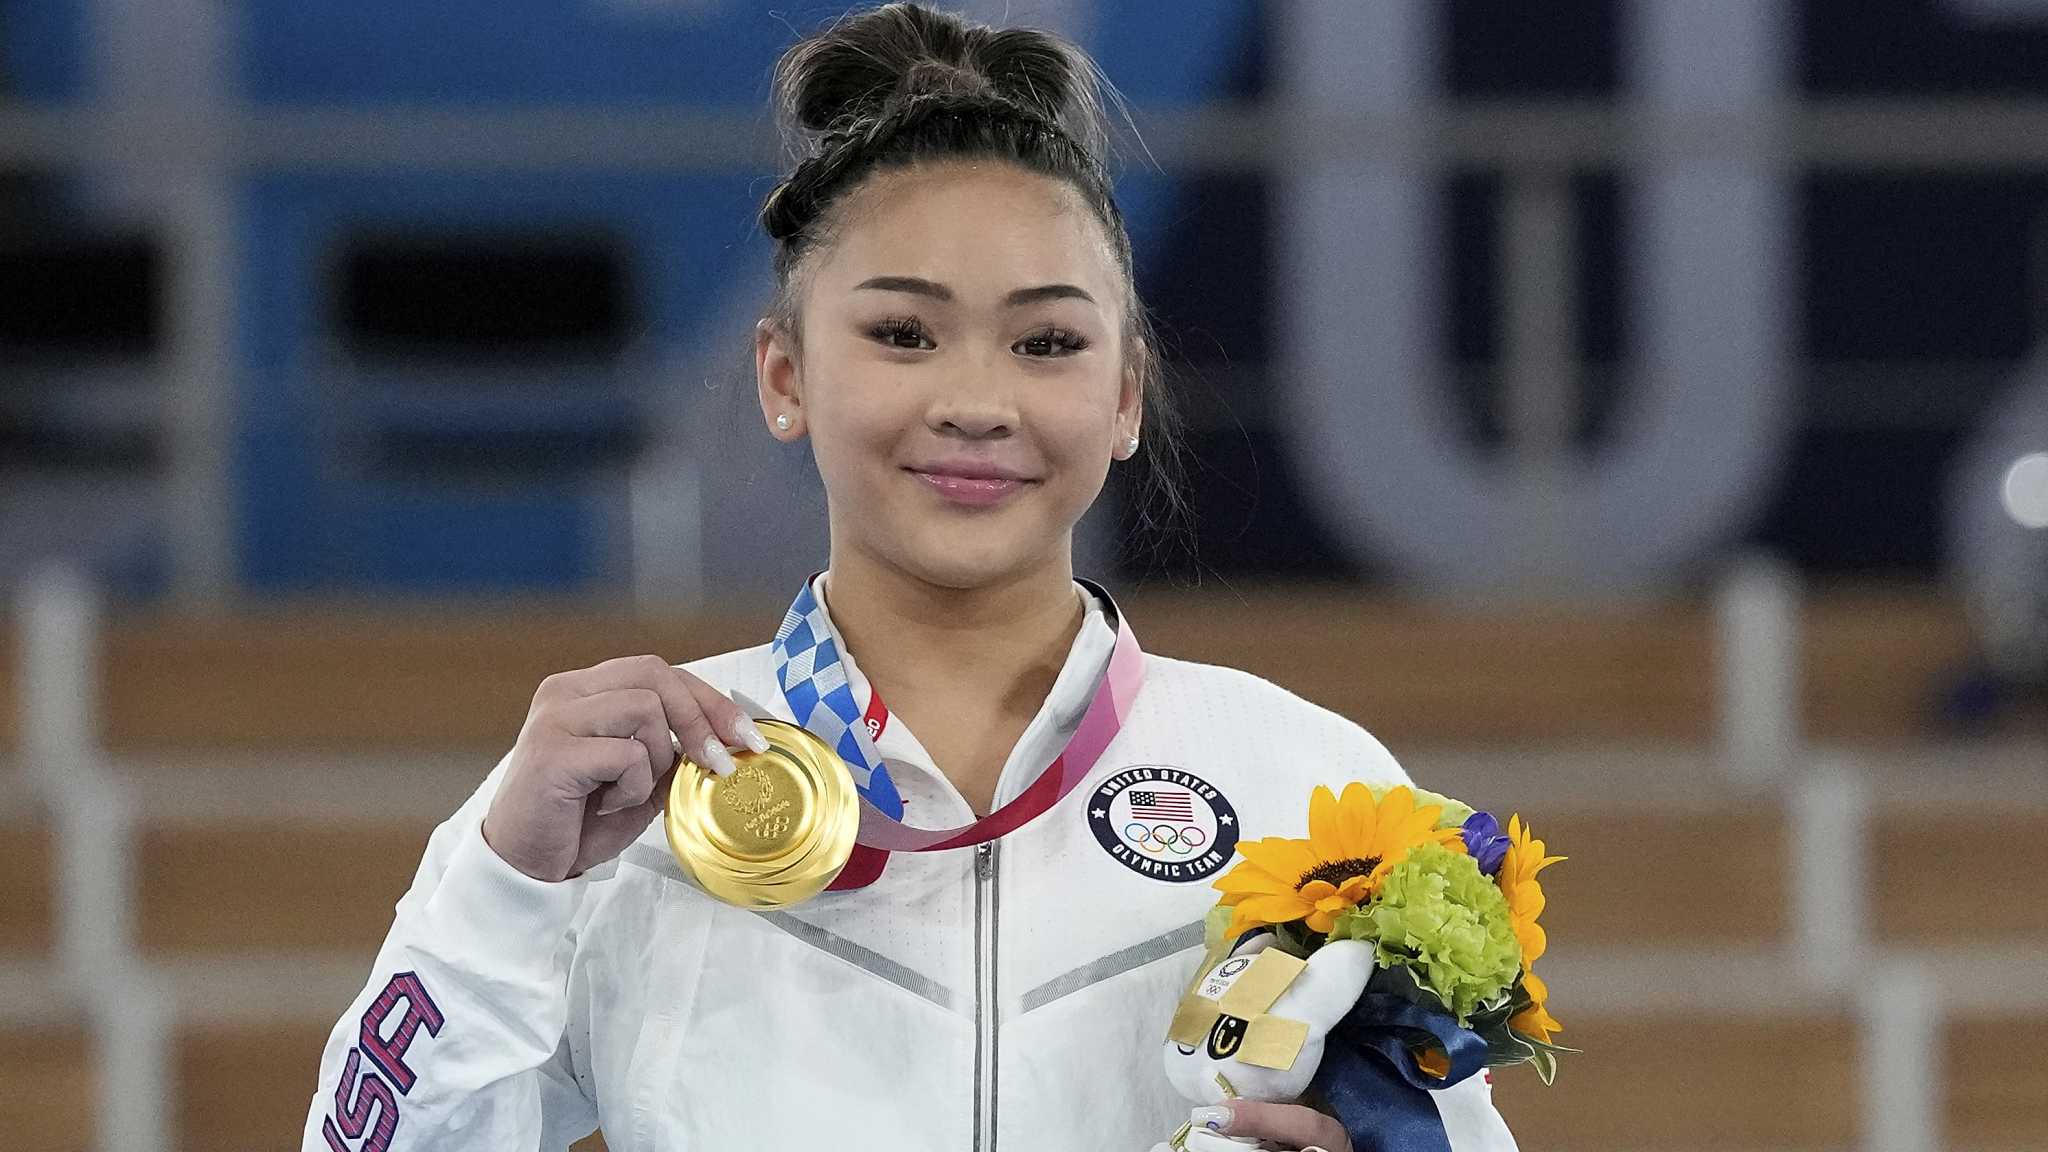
[1123,821,1209,857]
[1087,773,1237,881]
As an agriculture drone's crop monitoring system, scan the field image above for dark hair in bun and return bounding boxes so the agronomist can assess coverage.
[776,4,1107,156]
[762,3,1123,281]
[761,3,1189,560]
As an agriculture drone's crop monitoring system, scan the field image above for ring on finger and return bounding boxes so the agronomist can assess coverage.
[668,728,683,771]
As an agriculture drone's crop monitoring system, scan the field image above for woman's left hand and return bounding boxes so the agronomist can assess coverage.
[1190,1099,1352,1152]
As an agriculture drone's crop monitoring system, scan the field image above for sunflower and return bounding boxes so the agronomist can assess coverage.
[1500,814,1566,1041]
[1213,784,1466,939]
[1510,972,1564,1046]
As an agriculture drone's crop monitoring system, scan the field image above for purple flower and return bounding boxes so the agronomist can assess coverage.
[1462,811,1510,877]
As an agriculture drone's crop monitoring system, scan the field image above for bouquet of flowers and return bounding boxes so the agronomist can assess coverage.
[1160,784,1567,1151]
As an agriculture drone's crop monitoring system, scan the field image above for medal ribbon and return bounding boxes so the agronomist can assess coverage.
[768,576,1145,862]
[769,579,908,819]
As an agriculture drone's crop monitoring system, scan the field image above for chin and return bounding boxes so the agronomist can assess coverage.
[892,530,1061,591]
[897,551,1027,591]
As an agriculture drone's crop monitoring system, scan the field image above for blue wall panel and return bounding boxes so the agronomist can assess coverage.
[238,0,791,106]
[236,169,767,593]
[3,0,89,103]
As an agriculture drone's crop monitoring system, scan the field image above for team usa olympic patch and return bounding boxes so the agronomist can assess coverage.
[1088,766,1238,882]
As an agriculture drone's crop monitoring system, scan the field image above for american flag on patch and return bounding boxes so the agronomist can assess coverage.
[1129,790,1195,822]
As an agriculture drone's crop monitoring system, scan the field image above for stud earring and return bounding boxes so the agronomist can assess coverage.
[775,413,793,432]
[1124,434,1140,456]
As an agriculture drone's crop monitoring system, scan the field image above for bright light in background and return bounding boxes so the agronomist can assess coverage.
[2002,451,2048,529]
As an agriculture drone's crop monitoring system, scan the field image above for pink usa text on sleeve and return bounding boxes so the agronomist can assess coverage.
[321,972,445,1152]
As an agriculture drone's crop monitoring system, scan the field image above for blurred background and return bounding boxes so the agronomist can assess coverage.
[2,0,2045,1149]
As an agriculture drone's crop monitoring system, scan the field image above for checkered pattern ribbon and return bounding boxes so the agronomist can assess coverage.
[770,580,906,820]
[770,575,1145,862]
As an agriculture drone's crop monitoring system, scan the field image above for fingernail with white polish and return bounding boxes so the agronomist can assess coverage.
[1190,1104,1233,1132]
[734,715,770,754]
[701,736,738,777]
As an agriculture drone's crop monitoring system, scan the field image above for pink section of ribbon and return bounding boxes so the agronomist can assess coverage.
[850,596,1144,854]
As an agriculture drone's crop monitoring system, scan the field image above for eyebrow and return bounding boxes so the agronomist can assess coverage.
[852,275,1098,308]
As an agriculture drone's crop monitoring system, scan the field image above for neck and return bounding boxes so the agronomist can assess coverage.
[822,548,1085,722]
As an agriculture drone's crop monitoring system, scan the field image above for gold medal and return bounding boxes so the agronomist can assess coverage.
[664,718,860,908]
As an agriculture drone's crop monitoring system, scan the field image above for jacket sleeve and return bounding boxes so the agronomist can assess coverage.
[301,758,601,1152]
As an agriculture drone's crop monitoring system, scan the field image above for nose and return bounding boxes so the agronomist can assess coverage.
[933,408,1014,440]
[926,369,1019,441]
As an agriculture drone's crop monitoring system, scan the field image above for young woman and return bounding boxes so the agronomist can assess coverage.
[303,6,1518,1150]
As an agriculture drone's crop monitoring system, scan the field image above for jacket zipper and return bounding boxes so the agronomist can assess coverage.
[973,840,1000,1152]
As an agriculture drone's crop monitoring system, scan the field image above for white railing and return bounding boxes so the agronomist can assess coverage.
[1718,560,1939,1152]
[16,565,169,1152]
[1717,554,1804,785]
[1864,956,1943,1152]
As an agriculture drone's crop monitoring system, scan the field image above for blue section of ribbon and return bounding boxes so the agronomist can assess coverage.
[771,581,904,820]
[1309,992,1489,1152]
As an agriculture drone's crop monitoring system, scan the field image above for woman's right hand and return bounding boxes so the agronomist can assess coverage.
[482,655,770,882]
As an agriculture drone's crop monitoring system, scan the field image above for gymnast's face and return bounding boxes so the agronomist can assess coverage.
[757,160,1141,592]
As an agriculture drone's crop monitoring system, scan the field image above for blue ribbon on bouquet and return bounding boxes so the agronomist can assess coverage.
[1308,990,1490,1152]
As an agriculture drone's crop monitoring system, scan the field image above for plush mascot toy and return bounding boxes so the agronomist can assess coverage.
[1164,935,1376,1106]
[1151,934,1520,1152]
[1149,935,1374,1151]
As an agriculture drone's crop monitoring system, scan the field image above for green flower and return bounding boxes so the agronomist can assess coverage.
[1331,841,1521,1022]
[1369,783,1474,830]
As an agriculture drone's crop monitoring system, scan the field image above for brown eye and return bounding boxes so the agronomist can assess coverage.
[1014,327,1088,358]
[870,318,935,351]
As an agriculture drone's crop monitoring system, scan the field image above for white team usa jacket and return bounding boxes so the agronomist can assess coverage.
[304,579,1519,1150]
